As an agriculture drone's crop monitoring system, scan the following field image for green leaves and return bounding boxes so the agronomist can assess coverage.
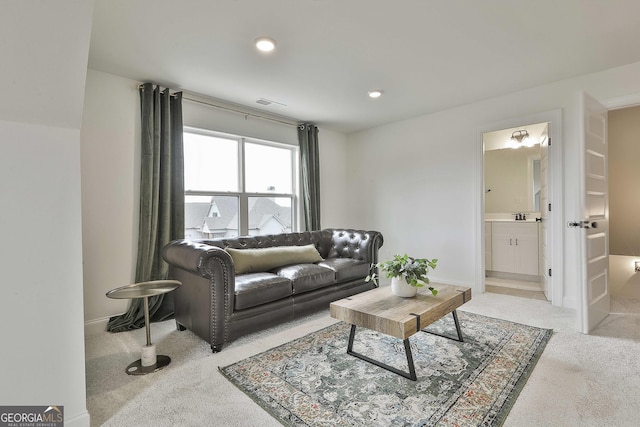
[367,254,438,295]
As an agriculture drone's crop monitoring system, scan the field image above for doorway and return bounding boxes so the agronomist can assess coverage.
[475,109,563,307]
[483,123,549,301]
[607,105,640,302]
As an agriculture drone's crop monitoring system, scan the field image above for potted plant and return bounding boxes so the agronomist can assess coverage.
[366,254,438,297]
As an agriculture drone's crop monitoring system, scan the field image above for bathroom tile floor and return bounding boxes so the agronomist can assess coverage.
[485,276,549,301]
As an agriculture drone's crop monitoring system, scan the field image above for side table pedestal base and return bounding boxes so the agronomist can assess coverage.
[125,355,171,376]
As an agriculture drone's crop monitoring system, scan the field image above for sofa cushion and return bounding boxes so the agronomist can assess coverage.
[317,258,370,281]
[234,273,293,310]
[273,264,335,293]
[227,244,323,274]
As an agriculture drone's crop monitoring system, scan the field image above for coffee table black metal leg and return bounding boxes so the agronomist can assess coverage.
[452,310,464,342]
[347,325,417,381]
[403,338,417,380]
[422,310,464,342]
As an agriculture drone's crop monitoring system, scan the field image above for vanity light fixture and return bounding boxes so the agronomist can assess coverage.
[255,37,277,53]
[368,90,383,99]
[511,130,530,144]
[509,129,535,149]
[635,260,640,273]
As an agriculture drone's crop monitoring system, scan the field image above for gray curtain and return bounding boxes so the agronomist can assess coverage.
[108,83,185,332]
[298,123,321,231]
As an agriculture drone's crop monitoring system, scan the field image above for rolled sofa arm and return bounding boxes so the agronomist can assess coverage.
[162,239,234,352]
[161,239,233,277]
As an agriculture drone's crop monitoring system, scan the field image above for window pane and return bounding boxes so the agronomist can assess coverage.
[248,196,293,235]
[184,132,238,192]
[184,195,239,239]
[245,142,292,193]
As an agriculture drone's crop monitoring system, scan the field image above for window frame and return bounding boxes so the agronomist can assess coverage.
[183,126,300,237]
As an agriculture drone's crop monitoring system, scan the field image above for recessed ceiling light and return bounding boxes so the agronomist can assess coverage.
[368,90,383,99]
[255,37,276,53]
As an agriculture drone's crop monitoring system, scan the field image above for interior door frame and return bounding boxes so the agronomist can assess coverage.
[475,109,563,306]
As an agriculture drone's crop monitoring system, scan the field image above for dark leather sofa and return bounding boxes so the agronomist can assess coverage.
[162,228,383,352]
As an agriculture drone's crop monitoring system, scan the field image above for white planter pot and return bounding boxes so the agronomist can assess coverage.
[391,277,418,298]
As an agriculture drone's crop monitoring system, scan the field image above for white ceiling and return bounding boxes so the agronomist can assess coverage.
[88,0,640,133]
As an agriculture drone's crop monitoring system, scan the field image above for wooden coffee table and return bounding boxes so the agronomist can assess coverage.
[330,283,471,381]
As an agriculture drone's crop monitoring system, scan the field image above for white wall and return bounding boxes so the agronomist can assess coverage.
[183,94,299,146]
[318,128,351,229]
[0,1,93,426]
[346,111,478,288]
[81,70,140,326]
[81,70,352,325]
[346,61,640,309]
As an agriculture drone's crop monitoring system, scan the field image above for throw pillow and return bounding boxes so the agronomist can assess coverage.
[226,244,324,274]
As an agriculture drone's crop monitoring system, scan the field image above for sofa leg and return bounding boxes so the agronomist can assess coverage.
[211,344,224,353]
[176,321,186,331]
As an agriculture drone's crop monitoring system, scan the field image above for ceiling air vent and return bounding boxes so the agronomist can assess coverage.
[256,98,287,107]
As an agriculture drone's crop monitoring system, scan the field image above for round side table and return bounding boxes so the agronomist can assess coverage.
[106,280,181,375]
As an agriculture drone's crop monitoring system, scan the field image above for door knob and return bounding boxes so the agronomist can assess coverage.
[568,220,597,229]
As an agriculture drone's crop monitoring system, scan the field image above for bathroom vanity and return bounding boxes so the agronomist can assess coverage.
[485,219,540,277]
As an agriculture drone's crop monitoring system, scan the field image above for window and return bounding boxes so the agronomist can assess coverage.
[183,128,298,239]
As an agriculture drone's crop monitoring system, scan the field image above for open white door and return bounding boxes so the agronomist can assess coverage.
[539,124,550,300]
[572,92,610,333]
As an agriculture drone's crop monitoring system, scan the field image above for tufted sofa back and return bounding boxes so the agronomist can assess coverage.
[196,228,383,263]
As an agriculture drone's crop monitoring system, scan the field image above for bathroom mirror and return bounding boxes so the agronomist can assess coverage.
[483,124,545,215]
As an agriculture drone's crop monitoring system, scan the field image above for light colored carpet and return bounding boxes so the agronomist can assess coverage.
[85,292,640,426]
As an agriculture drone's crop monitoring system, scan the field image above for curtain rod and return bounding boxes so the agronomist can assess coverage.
[139,84,310,129]
[182,95,300,128]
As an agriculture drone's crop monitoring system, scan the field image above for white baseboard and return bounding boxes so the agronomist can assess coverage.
[84,317,110,336]
[64,409,91,427]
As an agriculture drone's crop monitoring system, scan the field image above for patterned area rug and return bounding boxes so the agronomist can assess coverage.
[220,311,552,426]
